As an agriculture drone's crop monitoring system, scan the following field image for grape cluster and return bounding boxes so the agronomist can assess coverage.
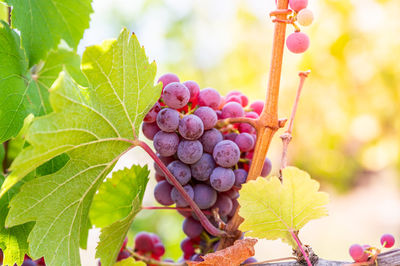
[142,73,272,262]
[281,0,314,54]
[349,233,396,263]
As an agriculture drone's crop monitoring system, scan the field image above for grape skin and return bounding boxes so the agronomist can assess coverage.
[162,82,190,109]
[193,184,217,209]
[177,140,203,164]
[234,169,248,187]
[167,160,191,185]
[210,167,235,192]
[171,185,194,207]
[198,88,221,110]
[153,131,179,157]
[153,154,175,176]
[194,106,218,130]
[183,81,200,102]
[297,8,314,26]
[221,102,245,119]
[144,102,161,123]
[200,128,223,154]
[235,133,255,152]
[156,108,180,132]
[286,32,310,54]
[179,114,204,140]
[261,158,272,177]
[191,153,216,181]
[381,234,395,248]
[154,180,174,206]
[212,194,233,217]
[213,140,240,168]
[250,101,264,115]
[289,0,308,12]
[142,122,160,140]
[158,73,180,90]
[182,217,204,239]
[135,232,155,252]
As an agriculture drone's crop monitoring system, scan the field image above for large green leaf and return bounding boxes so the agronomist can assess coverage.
[0,21,29,143]
[5,0,93,65]
[94,166,149,266]
[0,2,7,22]
[0,174,33,266]
[4,28,161,266]
[238,167,329,247]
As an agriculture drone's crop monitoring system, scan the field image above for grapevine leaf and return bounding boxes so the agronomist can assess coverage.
[0,2,7,22]
[114,258,146,266]
[5,0,93,65]
[94,165,149,266]
[0,174,33,266]
[0,144,4,173]
[187,238,257,266]
[4,28,161,266]
[0,21,29,143]
[238,167,329,247]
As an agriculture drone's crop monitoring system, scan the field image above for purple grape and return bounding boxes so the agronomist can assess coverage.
[234,133,254,152]
[144,102,161,123]
[142,122,160,140]
[221,102,244,119]
[234,169,248,187]
[156,108,180,132]
[167,160,191,185]
[198,88,221,110]
[191,254,204,262]
[177,140,203,164]
[179,115,204,140]
[213,140,240,167]
[153,131,179,157]
[261,158,272,177]
[154,155,175,175]
[200,129,223,154]
[193,184,217,209]
[194,107,217,130]
[135,232,154,252]
[212,194,233,217]
[210,167,235,192]
[190,153,215,181]
[154,180,174,206]
[223,189,239,200]
[181,238,196,256]
[224,132,238,142]
[182,217,204,239]
[158,73,180,90]
[162,82,190,109]
[21,260,36,266]
[243,257,257,264]
[183,81,200,102]
[153,243,166,257]
[171,185,194,207]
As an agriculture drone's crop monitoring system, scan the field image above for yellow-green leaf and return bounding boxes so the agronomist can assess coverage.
[114,257,146,266]
[238,167,329,247]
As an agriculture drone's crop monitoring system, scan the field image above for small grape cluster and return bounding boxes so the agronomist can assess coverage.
[349,233,396,263]
[281,0,314,54]
[142,73,272,262]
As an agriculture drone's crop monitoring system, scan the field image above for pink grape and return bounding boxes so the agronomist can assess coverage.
[162,82,190,109]
[183,81,200,102]
[198,88,221,110]
[297,9,314,26]
[250,101,264,115]
[349,244,364,261]
[289,0,308,12]
[286,32,310,54]
[158,73,180,90]
[381,234,395,248]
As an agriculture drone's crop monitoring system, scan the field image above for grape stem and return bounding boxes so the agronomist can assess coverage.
[126,248,185,266]
[137,140,226,237]
[217,0,291,250]
[244,256,297,265]
[280,71,310,174]
[289,230,312,266]
[142,206,211,215]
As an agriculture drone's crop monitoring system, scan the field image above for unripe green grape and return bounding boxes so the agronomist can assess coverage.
[297,9,314,26]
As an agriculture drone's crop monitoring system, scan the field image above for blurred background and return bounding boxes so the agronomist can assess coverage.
[77,0,400,264]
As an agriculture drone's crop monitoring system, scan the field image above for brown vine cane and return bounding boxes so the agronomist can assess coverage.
[217,0,291,250]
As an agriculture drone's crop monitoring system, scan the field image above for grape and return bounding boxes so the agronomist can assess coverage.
[200,128,223,153]
[235,133,255,152]
[216,110,222,119]
[171,185,194,207]
[194,107,218,130]
[153,243,166,257]
[213,140,240,168]
[155,173,165,182]
[355,245,370,262]
[381,234,395,248]
[212,194,233,217]
[158,73,180,90]
[154,155,175,175]
[150,233,161,244]
[243,257,257,264]
[261,158,272,177]
[289,0,308,12]
[21,259,36,266]
[349,244,364,261]
[183,81,200,102]
[193,183,218,209]
[239,94,248,107]
[35,257,45,266]
[223,188,239,200]
[156,108,180,132]
[191,153,216,181]
[239,112,258,134]
[181,238,196,257]
[234,169,248,187]
[286,32,310,54]
[210,167,235,192]
[198,88,221,110]
[224,132,238,142]
[162,82,190,109]
[142,122,160,140]
[167,160,191,185]
[153,131,179,157]
[177,140,203,164]
[144,102,161,123]
[221,102,245,119]
[154,180,174,206]
[183,217,204,239]
[179,115,204,140]
[228,199,238,217]
[225,95,242,105]
[191,254,204,262]
[250,101,264,115]
[135,232,154,252]
[177,209,192,218]
[297,8,314,26]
